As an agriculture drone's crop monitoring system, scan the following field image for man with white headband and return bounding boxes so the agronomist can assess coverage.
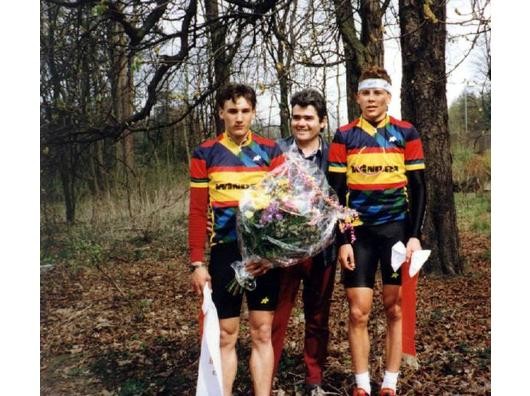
[328,66,426,396]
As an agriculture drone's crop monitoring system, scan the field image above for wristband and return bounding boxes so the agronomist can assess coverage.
[189,263,207,273]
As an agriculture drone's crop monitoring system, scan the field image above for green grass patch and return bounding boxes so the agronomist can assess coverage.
[455,192,490,235]
[451,144,490,192]
[118,379,148,396]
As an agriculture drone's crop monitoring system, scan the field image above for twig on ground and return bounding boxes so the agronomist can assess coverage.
[95,263,128,298]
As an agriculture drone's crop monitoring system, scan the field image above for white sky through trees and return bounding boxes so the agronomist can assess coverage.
[256,0,490,129]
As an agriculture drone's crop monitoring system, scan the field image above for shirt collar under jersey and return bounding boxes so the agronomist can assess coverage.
[291,136,323,162]
[359,114,390,136]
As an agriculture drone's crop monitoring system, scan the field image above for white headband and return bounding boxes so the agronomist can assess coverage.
[358,78,392,94]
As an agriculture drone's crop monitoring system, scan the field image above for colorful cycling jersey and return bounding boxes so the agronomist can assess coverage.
[188,131,285,263]
[328,115,425,225]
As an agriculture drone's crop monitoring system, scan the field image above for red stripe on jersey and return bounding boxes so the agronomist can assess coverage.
[270,153,285,170]
[211,200,239,208]
[338,118,360,132]
[348,147,403,155]
[188,187,209,262]
[329,142,347,162]
[252,134,278,147]
[390,116,413,128]
[190,158,207,179]
[405,138,425,161]
[348,181,407,190]
[199,137,220,148]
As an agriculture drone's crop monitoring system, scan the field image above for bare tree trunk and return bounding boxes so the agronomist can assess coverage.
[333,0,384,120]
[59,145,76,224]
[277,60,290,139]
[89,145,100,197]
[335,35,342,129]
[205,0,231,134]
[45,4,77,224]
[118,57,134,172]
[112,6,135,173]
[109,5,136,217]
[333,0,362,120]
[360,0,384,66]
[272,8,293,139]
[399,0,463,274]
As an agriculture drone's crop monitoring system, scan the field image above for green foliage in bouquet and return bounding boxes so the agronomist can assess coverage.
[239,206,325,262]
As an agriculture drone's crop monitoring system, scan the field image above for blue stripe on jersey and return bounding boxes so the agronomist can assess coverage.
[247,141,270,164]
[349,188,408,225]
[212,207,237,244]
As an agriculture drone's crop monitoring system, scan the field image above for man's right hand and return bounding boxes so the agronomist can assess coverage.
[337,243,356,271]
[245,258,273,277]
[190,262,211,295]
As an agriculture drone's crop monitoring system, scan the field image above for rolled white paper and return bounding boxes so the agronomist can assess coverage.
[391,241,407,272]
[390,241,431,276]
[409,249,431,277]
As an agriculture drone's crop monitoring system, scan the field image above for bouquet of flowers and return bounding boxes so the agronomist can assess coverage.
[228,147,359,293]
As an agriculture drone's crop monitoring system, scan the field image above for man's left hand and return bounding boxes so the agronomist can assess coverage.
[406,237,422,262]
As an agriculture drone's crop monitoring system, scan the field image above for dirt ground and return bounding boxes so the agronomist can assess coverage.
[41,232,490,395]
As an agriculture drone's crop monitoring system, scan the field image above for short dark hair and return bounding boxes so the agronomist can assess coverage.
[216,83,257,110]
[290,89,327,121]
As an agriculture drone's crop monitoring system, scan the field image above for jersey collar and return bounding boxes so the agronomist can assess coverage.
[222,130,253,150]
[359,114,389,136]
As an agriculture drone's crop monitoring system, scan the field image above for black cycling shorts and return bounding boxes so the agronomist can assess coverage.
[209,242,280,319]
[341,220,407,289]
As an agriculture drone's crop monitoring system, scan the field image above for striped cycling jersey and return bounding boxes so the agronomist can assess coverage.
[188,131,285,263]
[328,115,425,226]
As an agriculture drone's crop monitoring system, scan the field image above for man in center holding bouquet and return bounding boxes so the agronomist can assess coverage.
[271,89,337,396]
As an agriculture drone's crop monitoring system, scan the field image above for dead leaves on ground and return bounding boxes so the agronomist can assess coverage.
[41,233,490,395]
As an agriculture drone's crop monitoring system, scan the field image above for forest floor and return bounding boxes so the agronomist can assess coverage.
[41,231,490,396]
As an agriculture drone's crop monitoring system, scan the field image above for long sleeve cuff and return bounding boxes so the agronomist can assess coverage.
[335,223,352,246]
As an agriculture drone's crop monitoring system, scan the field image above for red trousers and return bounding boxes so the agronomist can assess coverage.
[271,257,337,385]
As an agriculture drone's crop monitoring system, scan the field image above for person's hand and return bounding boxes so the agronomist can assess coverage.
[337,243,355,271]
[406,237,422,262]
[190,262,211,295]
[245,259,273,277]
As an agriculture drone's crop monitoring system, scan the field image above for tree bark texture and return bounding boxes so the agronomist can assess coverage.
[360,0,384,66]
[271,8,293,139]
[399,0,463,274]
[112,7,135,172]
[205,0,232,135]
[59,145,76,224]
[333,0,361,120]
[333,0,384,121]
[278,59,291,138]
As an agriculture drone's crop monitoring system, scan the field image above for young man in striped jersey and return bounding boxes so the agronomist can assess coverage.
[328,67,426,396]
[188,83,284,396]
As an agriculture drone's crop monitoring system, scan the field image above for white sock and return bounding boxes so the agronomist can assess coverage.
[381,370,399,390]
[355,371,371,394]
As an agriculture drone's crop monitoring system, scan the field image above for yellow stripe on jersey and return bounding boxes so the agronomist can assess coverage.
[208,170,267,203]
[405,163,426,171]
[346,152,407,187]
[220,131,254,155]
[190,181,209,188]
[328,165,347,174]
[358,115,389,136]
